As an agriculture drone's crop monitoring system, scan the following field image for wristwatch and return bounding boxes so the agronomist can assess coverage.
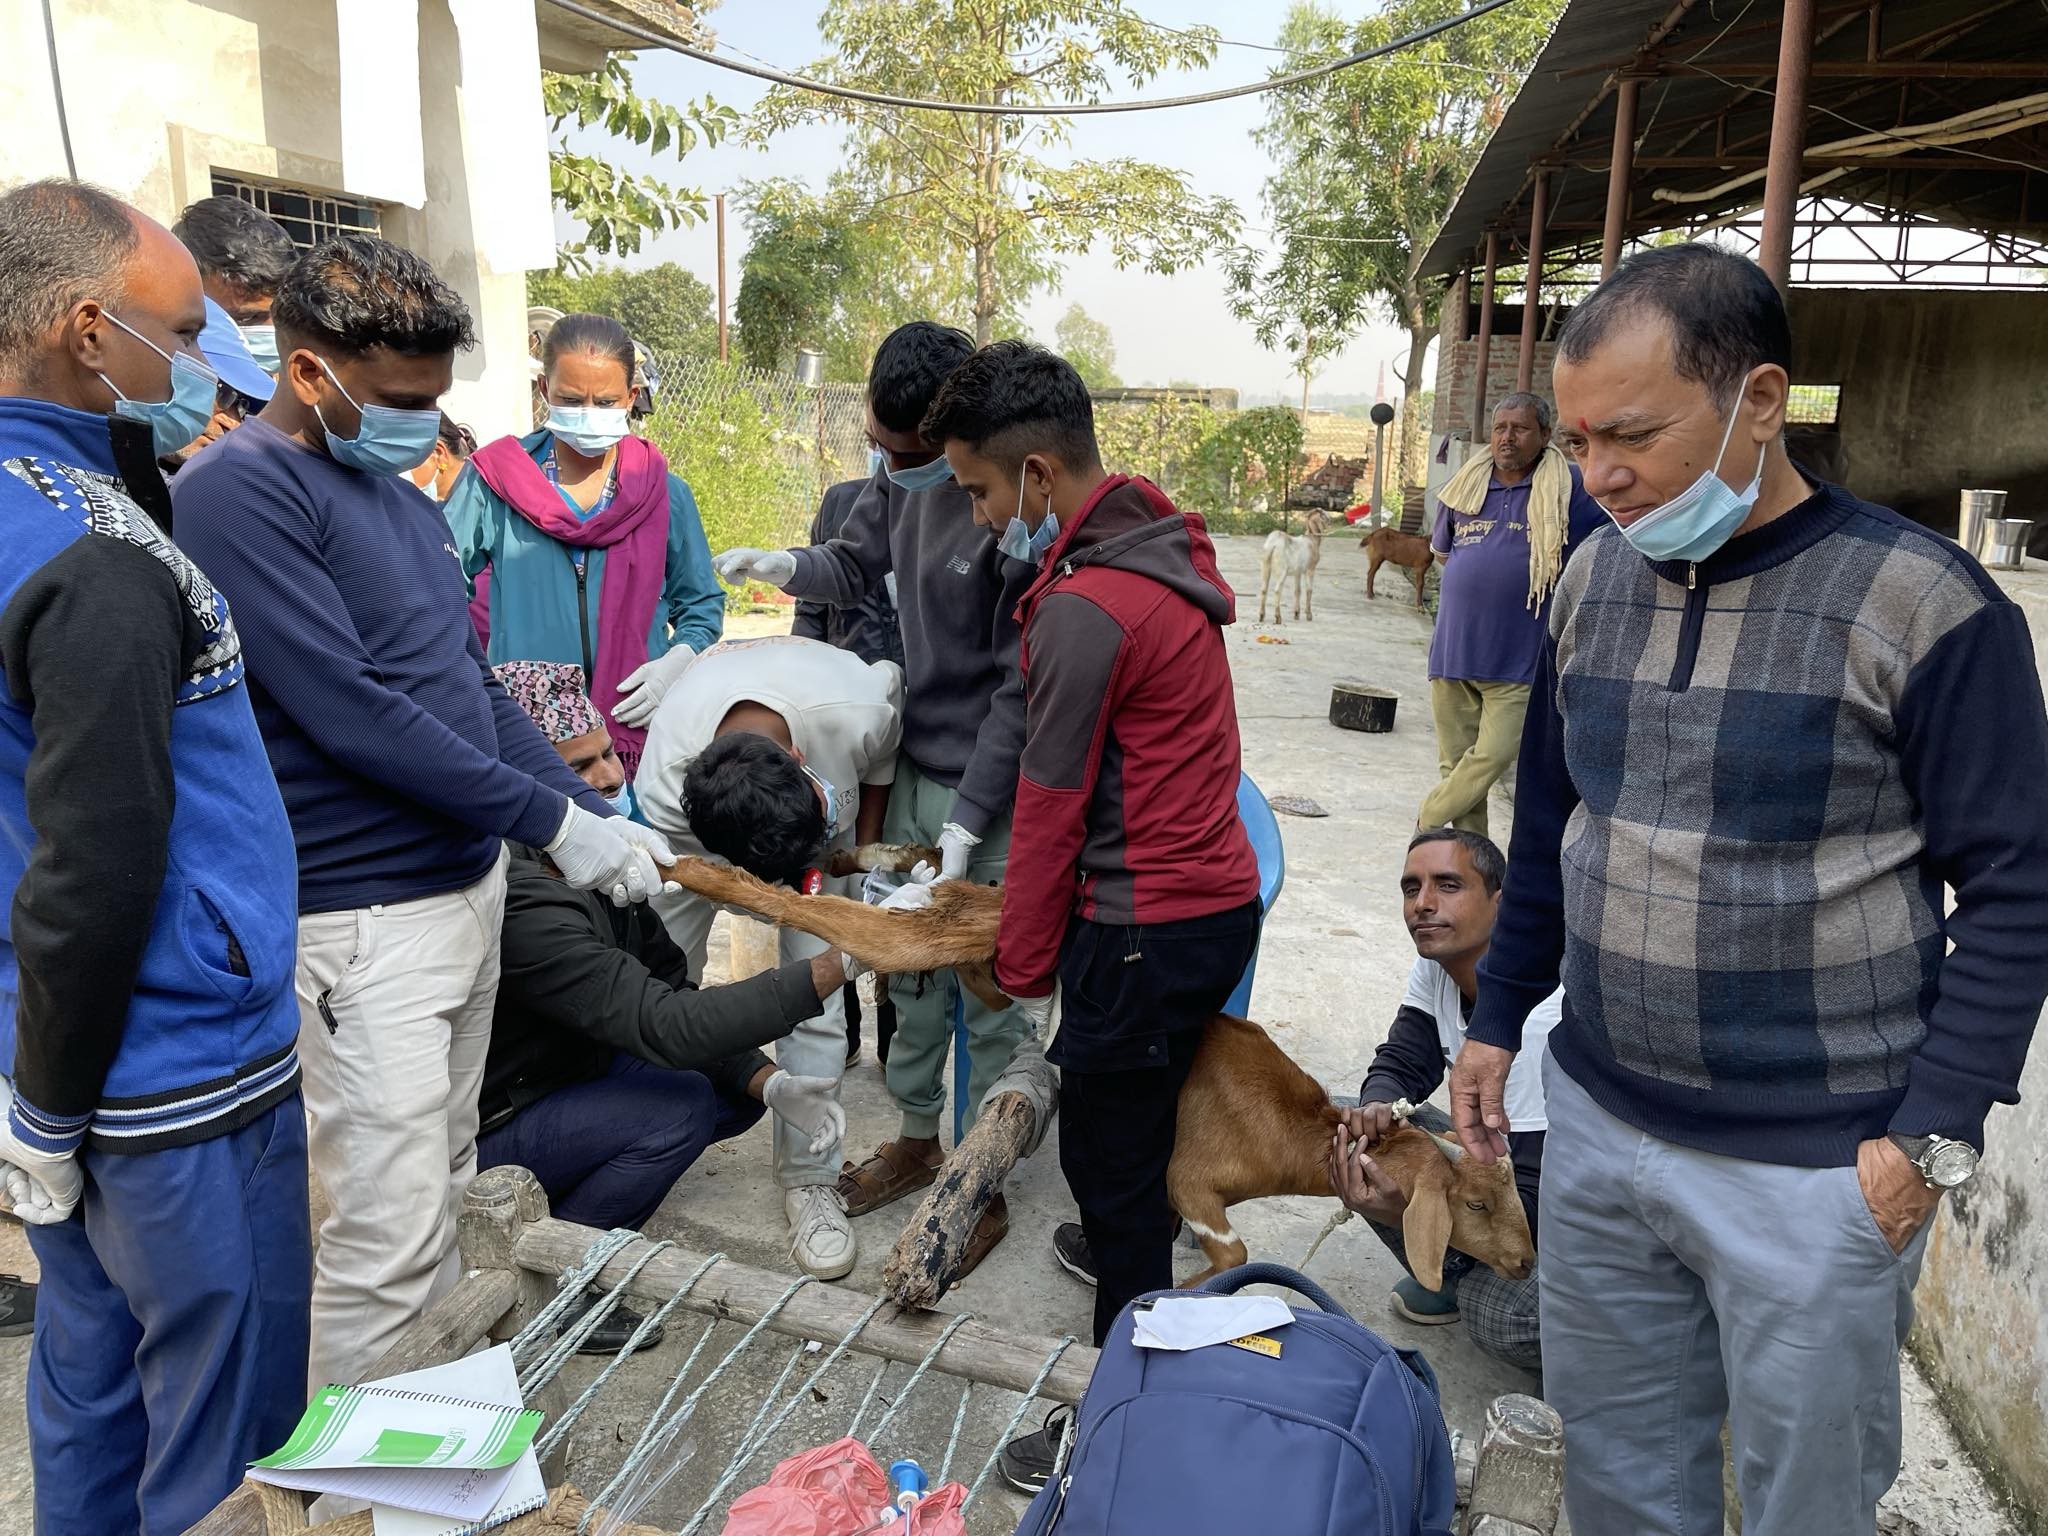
[1889,1133,1979,1190]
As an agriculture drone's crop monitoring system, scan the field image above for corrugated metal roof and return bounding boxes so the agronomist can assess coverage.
[1422,0,2048,278]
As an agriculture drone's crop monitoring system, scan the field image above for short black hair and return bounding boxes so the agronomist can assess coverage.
[272,233,475,360]
[1557,243,1790,408]
[437,415,477,456]
[1408,826,1506,895]
[0,179,139,376]
[171,195,297,294]
[920,339,1102,475]
[682,734,829,887]
[868,320,973,435]
[541,311,636,388]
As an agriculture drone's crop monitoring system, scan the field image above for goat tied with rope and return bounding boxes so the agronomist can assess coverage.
[653,850,1534,1299]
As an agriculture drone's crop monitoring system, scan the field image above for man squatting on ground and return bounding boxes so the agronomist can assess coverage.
[479,660,853,1348]
[172,233,675,1393]
[633,634,905,1278]
[713,322,1036,1263]
[1450,242,2048,1535]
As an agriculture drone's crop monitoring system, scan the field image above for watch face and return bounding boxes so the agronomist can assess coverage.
[1928,1140,1978,1187]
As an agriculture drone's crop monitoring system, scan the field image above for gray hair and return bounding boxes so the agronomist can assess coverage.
[0,180,140,380]
[1494,391,1553,433]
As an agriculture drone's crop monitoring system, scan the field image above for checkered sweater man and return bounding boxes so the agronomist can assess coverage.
[1471,481,2048,1163]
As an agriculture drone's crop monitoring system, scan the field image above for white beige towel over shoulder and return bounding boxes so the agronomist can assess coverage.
[1435,443,1577,610]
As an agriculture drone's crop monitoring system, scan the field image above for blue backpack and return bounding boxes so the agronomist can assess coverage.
[1014,1262,1456,1536]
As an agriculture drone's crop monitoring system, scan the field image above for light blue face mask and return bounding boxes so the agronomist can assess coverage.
[548,405,630,456]
[800,762,839,829]
[315,358,443,475]
[239,323,281,375]
[996,463,1060,563]
[886,455,953,492]
[1610,372,1766,563]
[603,782,639,824]
[867,447,886,479]
[98,312,218,457]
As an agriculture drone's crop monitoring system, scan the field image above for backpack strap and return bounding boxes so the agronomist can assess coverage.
[1198,1262,1355,1322]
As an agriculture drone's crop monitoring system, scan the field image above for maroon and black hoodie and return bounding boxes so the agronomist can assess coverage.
[995,475,1259,999]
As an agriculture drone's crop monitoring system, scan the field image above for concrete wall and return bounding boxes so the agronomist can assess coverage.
[1786,288,2048,533]
[0,0,545,435]
[1913,563,2048,1527]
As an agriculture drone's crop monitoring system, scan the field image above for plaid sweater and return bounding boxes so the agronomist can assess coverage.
[1470,483,2048,1166]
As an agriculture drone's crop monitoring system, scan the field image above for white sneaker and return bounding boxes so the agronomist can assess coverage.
[786,1186,857,1280]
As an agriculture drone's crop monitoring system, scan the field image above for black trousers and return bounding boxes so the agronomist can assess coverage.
[1054,900,1261,1345]
[842,980,896,1063]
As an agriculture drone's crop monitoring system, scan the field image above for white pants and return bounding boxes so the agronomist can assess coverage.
[295,850,508,1390]
[653,872,846,1191]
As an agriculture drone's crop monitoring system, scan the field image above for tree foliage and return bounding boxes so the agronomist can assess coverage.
[545,53,737,271]
[1229,0,1557,487]
[526,262,720,358]
[1055,303,1120,389]
[752,0,1241,345]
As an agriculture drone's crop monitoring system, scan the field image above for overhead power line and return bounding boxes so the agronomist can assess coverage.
[541,0,1528,116]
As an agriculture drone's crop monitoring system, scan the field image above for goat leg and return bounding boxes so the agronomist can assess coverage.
[822,842,943,878]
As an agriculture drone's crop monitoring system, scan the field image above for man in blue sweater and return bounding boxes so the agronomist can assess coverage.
[1450,243,2048,1534]
[0,180,308,1535]
[172,234,675,1393]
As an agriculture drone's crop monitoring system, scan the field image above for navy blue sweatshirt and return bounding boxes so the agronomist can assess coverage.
[171,418,608,914]
[1471,483,2048,1165]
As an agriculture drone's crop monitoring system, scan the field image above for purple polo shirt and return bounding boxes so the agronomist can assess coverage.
[1428,468,1606,685]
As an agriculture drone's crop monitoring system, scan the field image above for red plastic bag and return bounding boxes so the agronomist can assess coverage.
[718,1437,967,1536]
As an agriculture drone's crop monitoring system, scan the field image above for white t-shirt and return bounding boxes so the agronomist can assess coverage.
[635,635,905,850]
[1401,956,1562,1132]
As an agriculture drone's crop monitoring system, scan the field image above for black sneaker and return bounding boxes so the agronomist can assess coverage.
[1052,1222,1096,1287]
[557,1287,665,1357]
[0,1274,34,1338]
[997,1402,1075,1495]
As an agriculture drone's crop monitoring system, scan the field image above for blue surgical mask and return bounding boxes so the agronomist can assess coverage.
[886,455,953,492]
[866,447,886,479]
[97,312,218,457]
[1611,372,1766,563]
[997,468,1060,563]
[548,405,630,456]
[800,762,839,828]
[315,357,443,475]
[603,782,639,823]
[239,323,281,375]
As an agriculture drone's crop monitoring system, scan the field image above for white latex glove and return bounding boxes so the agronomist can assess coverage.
[937,821,981,883]
[762,1070,846,1155]
[1009,988,1059,1039]
[713,548,797,588]
[546,801,678,906]
[862,864,938,905]
[612,645,697,728]
[0,1081,82,1225]
[877,881,935,913]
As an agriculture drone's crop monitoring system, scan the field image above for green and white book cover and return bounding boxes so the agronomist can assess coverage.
[255,1385,542,1472]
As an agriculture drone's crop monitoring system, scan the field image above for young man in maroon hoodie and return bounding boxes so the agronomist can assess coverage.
[921,340,1261,1489]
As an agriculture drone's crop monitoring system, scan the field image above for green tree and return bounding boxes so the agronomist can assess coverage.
[1055,303,1120,389]
[1232,405,1308,508]
[752,0,1241,346]
[527,262,719,357]
[1229,0,1557,490]
[545,52,737,271]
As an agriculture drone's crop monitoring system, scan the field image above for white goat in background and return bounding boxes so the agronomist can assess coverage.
[1257,507,1329,624]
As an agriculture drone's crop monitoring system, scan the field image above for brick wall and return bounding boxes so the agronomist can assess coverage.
[1431,337,1559,440]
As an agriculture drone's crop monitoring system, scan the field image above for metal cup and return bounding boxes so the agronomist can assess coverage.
[1988,518,2033,572]
[1958,489,2008,560]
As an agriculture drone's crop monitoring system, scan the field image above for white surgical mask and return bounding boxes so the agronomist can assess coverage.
[1609,371,1766,564]
[548,405,631,456]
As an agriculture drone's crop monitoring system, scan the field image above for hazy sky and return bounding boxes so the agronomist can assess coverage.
[560,1,1430,401]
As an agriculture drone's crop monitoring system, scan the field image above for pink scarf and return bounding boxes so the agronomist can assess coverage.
[468,433,672,767]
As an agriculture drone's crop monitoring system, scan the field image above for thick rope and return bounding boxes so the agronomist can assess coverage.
[865,1312,977,1448]
[938,1381,973,1486]
[961,1336,1079,1510]
[508,1228,640,1366]
[845,1357,892,1442]
[519,1239,680,1398]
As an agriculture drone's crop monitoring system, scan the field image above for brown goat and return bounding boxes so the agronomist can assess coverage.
[1361,525,1434,609]
[650,855,1534,1292]
[1167,1014,1534,1289]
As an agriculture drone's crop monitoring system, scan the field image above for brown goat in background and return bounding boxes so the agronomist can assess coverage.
[1361,525,1434,609]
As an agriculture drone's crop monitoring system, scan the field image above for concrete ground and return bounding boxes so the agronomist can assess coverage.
[0,536,2020,1532]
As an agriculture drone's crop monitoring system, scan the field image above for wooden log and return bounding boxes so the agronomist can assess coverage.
[460,1168,570,1481]
[885,1091,1037,1309]
[1465,1393,1565,1536]
[514,1215,1098,1404]
[1330,682,1400,733]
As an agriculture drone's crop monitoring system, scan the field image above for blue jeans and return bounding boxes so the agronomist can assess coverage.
[477,1054,763,1230]
[26,1096,312,1536]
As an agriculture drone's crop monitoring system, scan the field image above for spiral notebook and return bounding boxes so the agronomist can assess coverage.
[249,1346,547,1534]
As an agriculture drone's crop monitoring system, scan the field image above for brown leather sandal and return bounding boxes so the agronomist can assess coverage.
[947,1193,1010,1288]
[835,1137,943,1217]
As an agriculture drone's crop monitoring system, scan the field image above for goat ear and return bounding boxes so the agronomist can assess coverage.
[1401,1157,1455,1293]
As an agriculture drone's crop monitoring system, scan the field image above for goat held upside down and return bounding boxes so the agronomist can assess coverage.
[1257,508,1328,624]
[653,850,1534,1289]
